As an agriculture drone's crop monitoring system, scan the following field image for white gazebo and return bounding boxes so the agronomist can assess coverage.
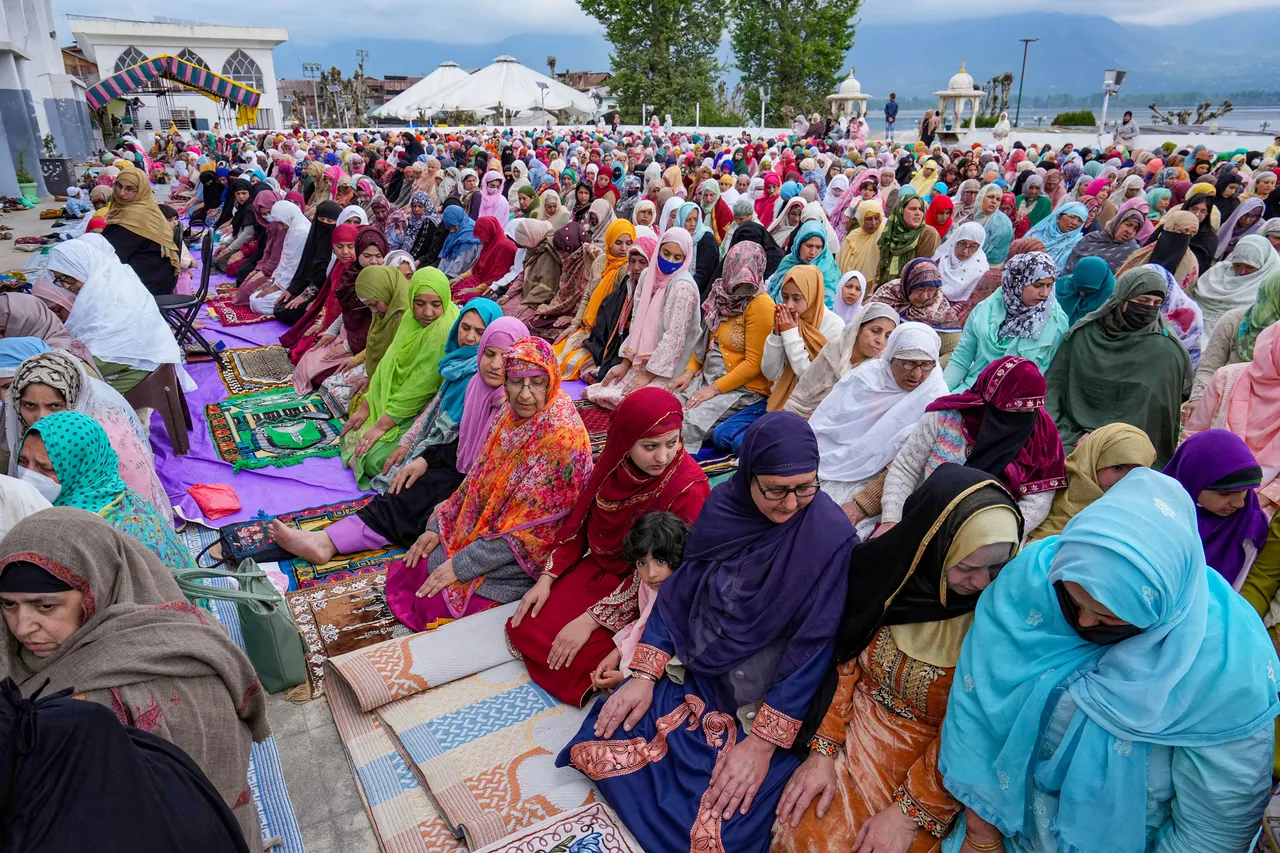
[827,69,871,119]
[933,63,985,134]
[371,61,471,121]
[422,55,596,119]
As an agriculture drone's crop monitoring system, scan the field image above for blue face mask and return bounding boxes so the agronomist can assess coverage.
[657,256,682,275]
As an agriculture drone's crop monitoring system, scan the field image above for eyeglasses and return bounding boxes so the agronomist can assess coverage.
[51,272,78,290]
[752,475,820,501]
[892,359,936,375]
[505,377,549,393]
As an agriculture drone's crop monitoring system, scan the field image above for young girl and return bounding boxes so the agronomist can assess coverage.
[590,511,689,690]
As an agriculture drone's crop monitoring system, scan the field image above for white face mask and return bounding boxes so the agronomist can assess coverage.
[18,466,60,503]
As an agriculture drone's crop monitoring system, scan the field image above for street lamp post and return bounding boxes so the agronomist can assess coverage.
[1014,38,1039,127]
[302,62,321,126]
[1098,69,1127,146]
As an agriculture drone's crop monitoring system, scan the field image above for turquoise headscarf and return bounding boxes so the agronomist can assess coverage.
[1054,255,1116,326]
[939,468,1280,853]
[434,297,503,428]
[0,337,50,377]
[766,219,842,308]
[1144,187,1172,221]
[1025,200,1088,273]
[974,186,1014,265]
[27,409,126,512]
[676,201,712,245]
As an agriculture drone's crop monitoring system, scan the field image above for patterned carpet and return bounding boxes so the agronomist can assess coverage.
[206,386,345,471]
[208,295,274,326]
[217,344,296,394]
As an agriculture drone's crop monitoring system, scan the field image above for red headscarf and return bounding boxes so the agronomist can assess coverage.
[925,356,1066,496]
[546,386,710,577]
[925,194,955,240]
[468,216,518,288]
[755,174,781,228]
[280,223,360,358]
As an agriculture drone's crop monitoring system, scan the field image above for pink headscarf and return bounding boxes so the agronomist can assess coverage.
[477,170,510,222]
[1224,323,1280,474]
[456,316,528,473]
[625,226,693,361]
[1113,195,1154,242]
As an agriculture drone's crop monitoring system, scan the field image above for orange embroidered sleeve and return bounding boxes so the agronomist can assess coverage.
[750,703,802,749]
[813,658,861,749]
[893,735,960,838]
[629,643,671,680]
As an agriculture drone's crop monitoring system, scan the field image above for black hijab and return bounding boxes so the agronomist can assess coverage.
[792,465,1023,754]
[0,679,249,852]
[199,172,224,210]
[232,181,268,232]
[1180,193,1218,275]
[215,178,250,230]
[1148,226,1193,276]
[286,200,342,296]
[717,221,784,278]
[894,155,914,186]
[1215,170,1243,221]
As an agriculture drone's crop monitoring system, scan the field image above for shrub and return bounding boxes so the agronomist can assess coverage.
[973,115,999,128]
[1052,110,1097,127]
[14,151,32,183]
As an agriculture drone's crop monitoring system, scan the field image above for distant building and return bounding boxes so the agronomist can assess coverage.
[365,75,423,108]
[0,0,95,196]
[555,70,616,121]
[67,15,288,140]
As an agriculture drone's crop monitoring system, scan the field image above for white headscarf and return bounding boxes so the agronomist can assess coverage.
[268,200,311,286]
[933,220,991,303]
[833,270,866,324]
[46,238,180,371]
[810,321,947,483]
[823,174,849,217]
[658,195,685,233]
[0,474,49,540]
[1193,234,1279,332]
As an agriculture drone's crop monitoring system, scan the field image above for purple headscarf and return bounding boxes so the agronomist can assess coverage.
[1214,196,1265,260]
[455,316,527,474]
[1163,429,1269,585]
[657,411,857,708]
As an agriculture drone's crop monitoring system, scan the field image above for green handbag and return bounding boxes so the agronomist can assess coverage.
[173,559,308,694]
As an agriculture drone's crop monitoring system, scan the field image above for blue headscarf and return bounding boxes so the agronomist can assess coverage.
[439,204,481,260]
[975,187,1014,265]
[780,181,802,202]
[676,201,712,246]
[433,297,503,428]
[0,337,50,377]
[766,220,842,308]
[1025,200,1088,273]
[939,468,1280,853]
[1054,255,1116,325]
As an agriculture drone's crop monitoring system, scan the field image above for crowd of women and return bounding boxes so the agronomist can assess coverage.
[3,119,1280,852]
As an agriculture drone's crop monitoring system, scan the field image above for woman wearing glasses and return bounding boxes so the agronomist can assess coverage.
[559,411,857,853]
[878,356,1067,539]
[773,465,1024,853]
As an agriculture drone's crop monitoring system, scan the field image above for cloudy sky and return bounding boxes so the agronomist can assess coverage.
[55,0,1280,47]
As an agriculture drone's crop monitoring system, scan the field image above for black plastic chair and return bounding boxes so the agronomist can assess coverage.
[155,228,223,366]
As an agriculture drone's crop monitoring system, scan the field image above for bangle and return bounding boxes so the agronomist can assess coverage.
[965,838,1004,852]
[808,735,840,757]
[631,671,659,683]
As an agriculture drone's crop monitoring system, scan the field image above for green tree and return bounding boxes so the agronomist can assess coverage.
[579,0,727,124]
[730,0,860,125]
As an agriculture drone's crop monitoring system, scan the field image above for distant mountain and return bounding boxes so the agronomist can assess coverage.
[276,12,1276,100]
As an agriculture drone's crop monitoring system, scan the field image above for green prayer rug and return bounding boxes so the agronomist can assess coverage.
[206,386,345,471]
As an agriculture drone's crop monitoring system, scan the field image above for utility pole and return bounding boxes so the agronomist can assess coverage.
[356,48,369,124]
[1014,38,1039,127]
[302,62,321,126]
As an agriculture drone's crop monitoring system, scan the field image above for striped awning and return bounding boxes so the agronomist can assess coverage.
[86,54,262,111]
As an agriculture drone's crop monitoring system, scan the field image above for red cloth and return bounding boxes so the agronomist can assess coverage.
[467,216,518,288]
[755,174,781,228]
[925,194,955,240]
[926,355,1067,497]
[186,483,242,520]
[710,197,733,242]
[280,223,359,359]
[505,386,710,705]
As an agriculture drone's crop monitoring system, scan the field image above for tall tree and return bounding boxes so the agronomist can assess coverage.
[730,0,860,125]
[578,0,727,124]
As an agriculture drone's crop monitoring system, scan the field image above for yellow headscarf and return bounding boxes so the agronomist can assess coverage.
[838,199,885,283]
[104,166,179,271]
[1030,423,1157,540]
[766,265,828,411]
[582,219,637,329]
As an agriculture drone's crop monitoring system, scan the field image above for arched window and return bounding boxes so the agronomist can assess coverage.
[114,46,148,73]
[221,49,263,91]
[177,49,209,69]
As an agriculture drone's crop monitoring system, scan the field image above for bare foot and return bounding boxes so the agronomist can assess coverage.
[269,519,338,564]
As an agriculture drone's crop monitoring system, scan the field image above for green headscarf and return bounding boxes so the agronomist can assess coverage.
[1045,266,1192,465]
[364,266,460,427]
[26,410,125,512]
[518,184,540,218]
[1237,267,1280,360]
[876,194,928,283]
[354,266,410,377]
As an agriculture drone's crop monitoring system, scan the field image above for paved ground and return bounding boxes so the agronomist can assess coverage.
[0,199,68,272]
[264,692,379,853]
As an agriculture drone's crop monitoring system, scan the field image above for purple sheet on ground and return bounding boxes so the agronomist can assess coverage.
[153,275,367,526]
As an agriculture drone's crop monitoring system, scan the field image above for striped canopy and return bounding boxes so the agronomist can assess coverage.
[86,54,262,112]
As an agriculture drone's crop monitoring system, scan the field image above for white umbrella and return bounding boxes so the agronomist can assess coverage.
[371,61,472,120]
[422,56,595,117]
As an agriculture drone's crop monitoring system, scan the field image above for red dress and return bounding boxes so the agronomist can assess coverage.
[506,387,710,705]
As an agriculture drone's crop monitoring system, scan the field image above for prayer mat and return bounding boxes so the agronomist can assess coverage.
[472,803,640,853]
[325,604,597,851]
[175,524,308,853]
[206,385,345,471]
[573,399,610,456]
[275,498,406,590]
[218,344,296,394]
[286,571,411,700]
[208,295,273,326]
